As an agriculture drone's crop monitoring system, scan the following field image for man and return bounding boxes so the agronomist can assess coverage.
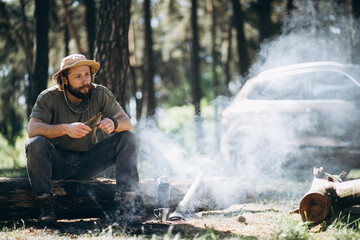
[26,54,142,224]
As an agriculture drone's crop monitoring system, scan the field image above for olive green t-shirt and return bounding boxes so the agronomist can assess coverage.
[30,84,122,151]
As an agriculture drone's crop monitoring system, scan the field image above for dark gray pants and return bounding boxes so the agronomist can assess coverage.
[25,131,139,196]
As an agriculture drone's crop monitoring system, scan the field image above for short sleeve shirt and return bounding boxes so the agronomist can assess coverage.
[30,84,122,151]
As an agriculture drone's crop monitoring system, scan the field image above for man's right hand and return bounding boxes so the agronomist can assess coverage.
[66,123,92,138]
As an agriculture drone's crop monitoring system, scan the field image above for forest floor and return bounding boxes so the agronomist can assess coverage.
[2,169,360,239]
[0,202,299,239]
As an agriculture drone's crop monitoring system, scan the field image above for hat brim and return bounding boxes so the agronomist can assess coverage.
[52,60,100,81]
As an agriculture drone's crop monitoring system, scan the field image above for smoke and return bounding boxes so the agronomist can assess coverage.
[136,119,219,180]
[223,0,360,184]
[134,0,360,210]
[250,0,357,76]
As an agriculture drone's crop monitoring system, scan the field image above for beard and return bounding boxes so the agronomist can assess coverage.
[65,82,93,100]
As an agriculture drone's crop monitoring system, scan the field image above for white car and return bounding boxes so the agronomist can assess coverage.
[220,62,360,175]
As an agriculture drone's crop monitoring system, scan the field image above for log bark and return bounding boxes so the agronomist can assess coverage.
[299,168,360,223]
[0,177,253,220]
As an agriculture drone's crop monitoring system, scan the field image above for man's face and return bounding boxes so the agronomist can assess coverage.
[64,65,93,100]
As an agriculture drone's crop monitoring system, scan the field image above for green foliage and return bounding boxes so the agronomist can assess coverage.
[274,211,360,240]
[0,1,27,146]
[275,216,310,240]
[320,212,360,239]
[345,169,360,179]
[157,104,194,132]
[193,228,218,240]
[157,99,219,156]
[0,70,25,145]
[0,130,27,170]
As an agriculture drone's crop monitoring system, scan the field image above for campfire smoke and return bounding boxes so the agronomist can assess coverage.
[135,0,360,210]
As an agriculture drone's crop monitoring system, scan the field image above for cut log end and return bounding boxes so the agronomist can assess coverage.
[299,192,331,223]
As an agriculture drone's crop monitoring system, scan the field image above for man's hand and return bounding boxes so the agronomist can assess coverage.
[98,118,115,134]
[66,122,92,138]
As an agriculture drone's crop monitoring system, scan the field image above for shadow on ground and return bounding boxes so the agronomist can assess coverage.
[0,218,257,239]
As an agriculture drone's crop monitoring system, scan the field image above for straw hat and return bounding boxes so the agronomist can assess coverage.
[52,54,100,81]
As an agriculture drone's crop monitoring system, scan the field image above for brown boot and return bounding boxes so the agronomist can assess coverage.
[114,191,143,224]
[36,193,57,224]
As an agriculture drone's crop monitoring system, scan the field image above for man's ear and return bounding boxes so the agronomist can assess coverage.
[62,76,68,85]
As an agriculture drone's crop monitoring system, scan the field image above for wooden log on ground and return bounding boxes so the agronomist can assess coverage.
[0,177,254,220]
[299,167,360,223]
[299,176,333,223]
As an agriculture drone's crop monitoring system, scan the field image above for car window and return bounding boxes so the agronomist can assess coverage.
[311,72,360,100]
[246,71,360,101]
[247,74,310,100]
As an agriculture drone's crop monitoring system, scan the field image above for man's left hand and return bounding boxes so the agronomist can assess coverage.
[98,118,115,134]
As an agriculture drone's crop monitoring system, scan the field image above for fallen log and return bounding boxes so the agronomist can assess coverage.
[299,167,360,223]
[0,177,254,220]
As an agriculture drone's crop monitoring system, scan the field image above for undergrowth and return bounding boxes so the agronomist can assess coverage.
[276,215,310,240]
[0,130,28,177]
[275,211,360,240]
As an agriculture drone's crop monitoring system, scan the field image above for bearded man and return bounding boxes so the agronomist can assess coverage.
[26,54,142,225]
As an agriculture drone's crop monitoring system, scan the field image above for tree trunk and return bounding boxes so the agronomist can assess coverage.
[349,0,360,64]
[0,177,253,220]
[20,0,34,119]
[20,0,34,80]
[207,0,219,97]
[130,66,142,120]
[346,0,355,64]
[207,0,221,152]
[287,0,293,13]
[64,17,70,56]
[312,1,320,36]
[231,0,249,77]
[95,0,131,109]
[283,0,294,35]
[61,0,84,54]
[256,0,274,43]
[353,2,360,64]
[353,0,360,18]
[128,23,142,121]
[191,0,201,117]
[224,16,233,95]
[143,0,156,118]
[28,0,49,117]
[82,0,96,59]
[191,0,204,154]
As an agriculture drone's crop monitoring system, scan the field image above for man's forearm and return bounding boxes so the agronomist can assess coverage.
[28,121,68,139]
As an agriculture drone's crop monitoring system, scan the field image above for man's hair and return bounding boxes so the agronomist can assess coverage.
[57,66,93,91]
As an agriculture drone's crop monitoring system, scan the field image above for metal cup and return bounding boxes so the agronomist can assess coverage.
[153,208,170,222]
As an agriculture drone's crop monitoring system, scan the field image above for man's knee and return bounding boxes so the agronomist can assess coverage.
[124,131,137,146]
[115,131,137,150]
[26,136,50,157]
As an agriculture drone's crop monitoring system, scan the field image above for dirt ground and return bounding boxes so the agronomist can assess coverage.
[0,201,301,239]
